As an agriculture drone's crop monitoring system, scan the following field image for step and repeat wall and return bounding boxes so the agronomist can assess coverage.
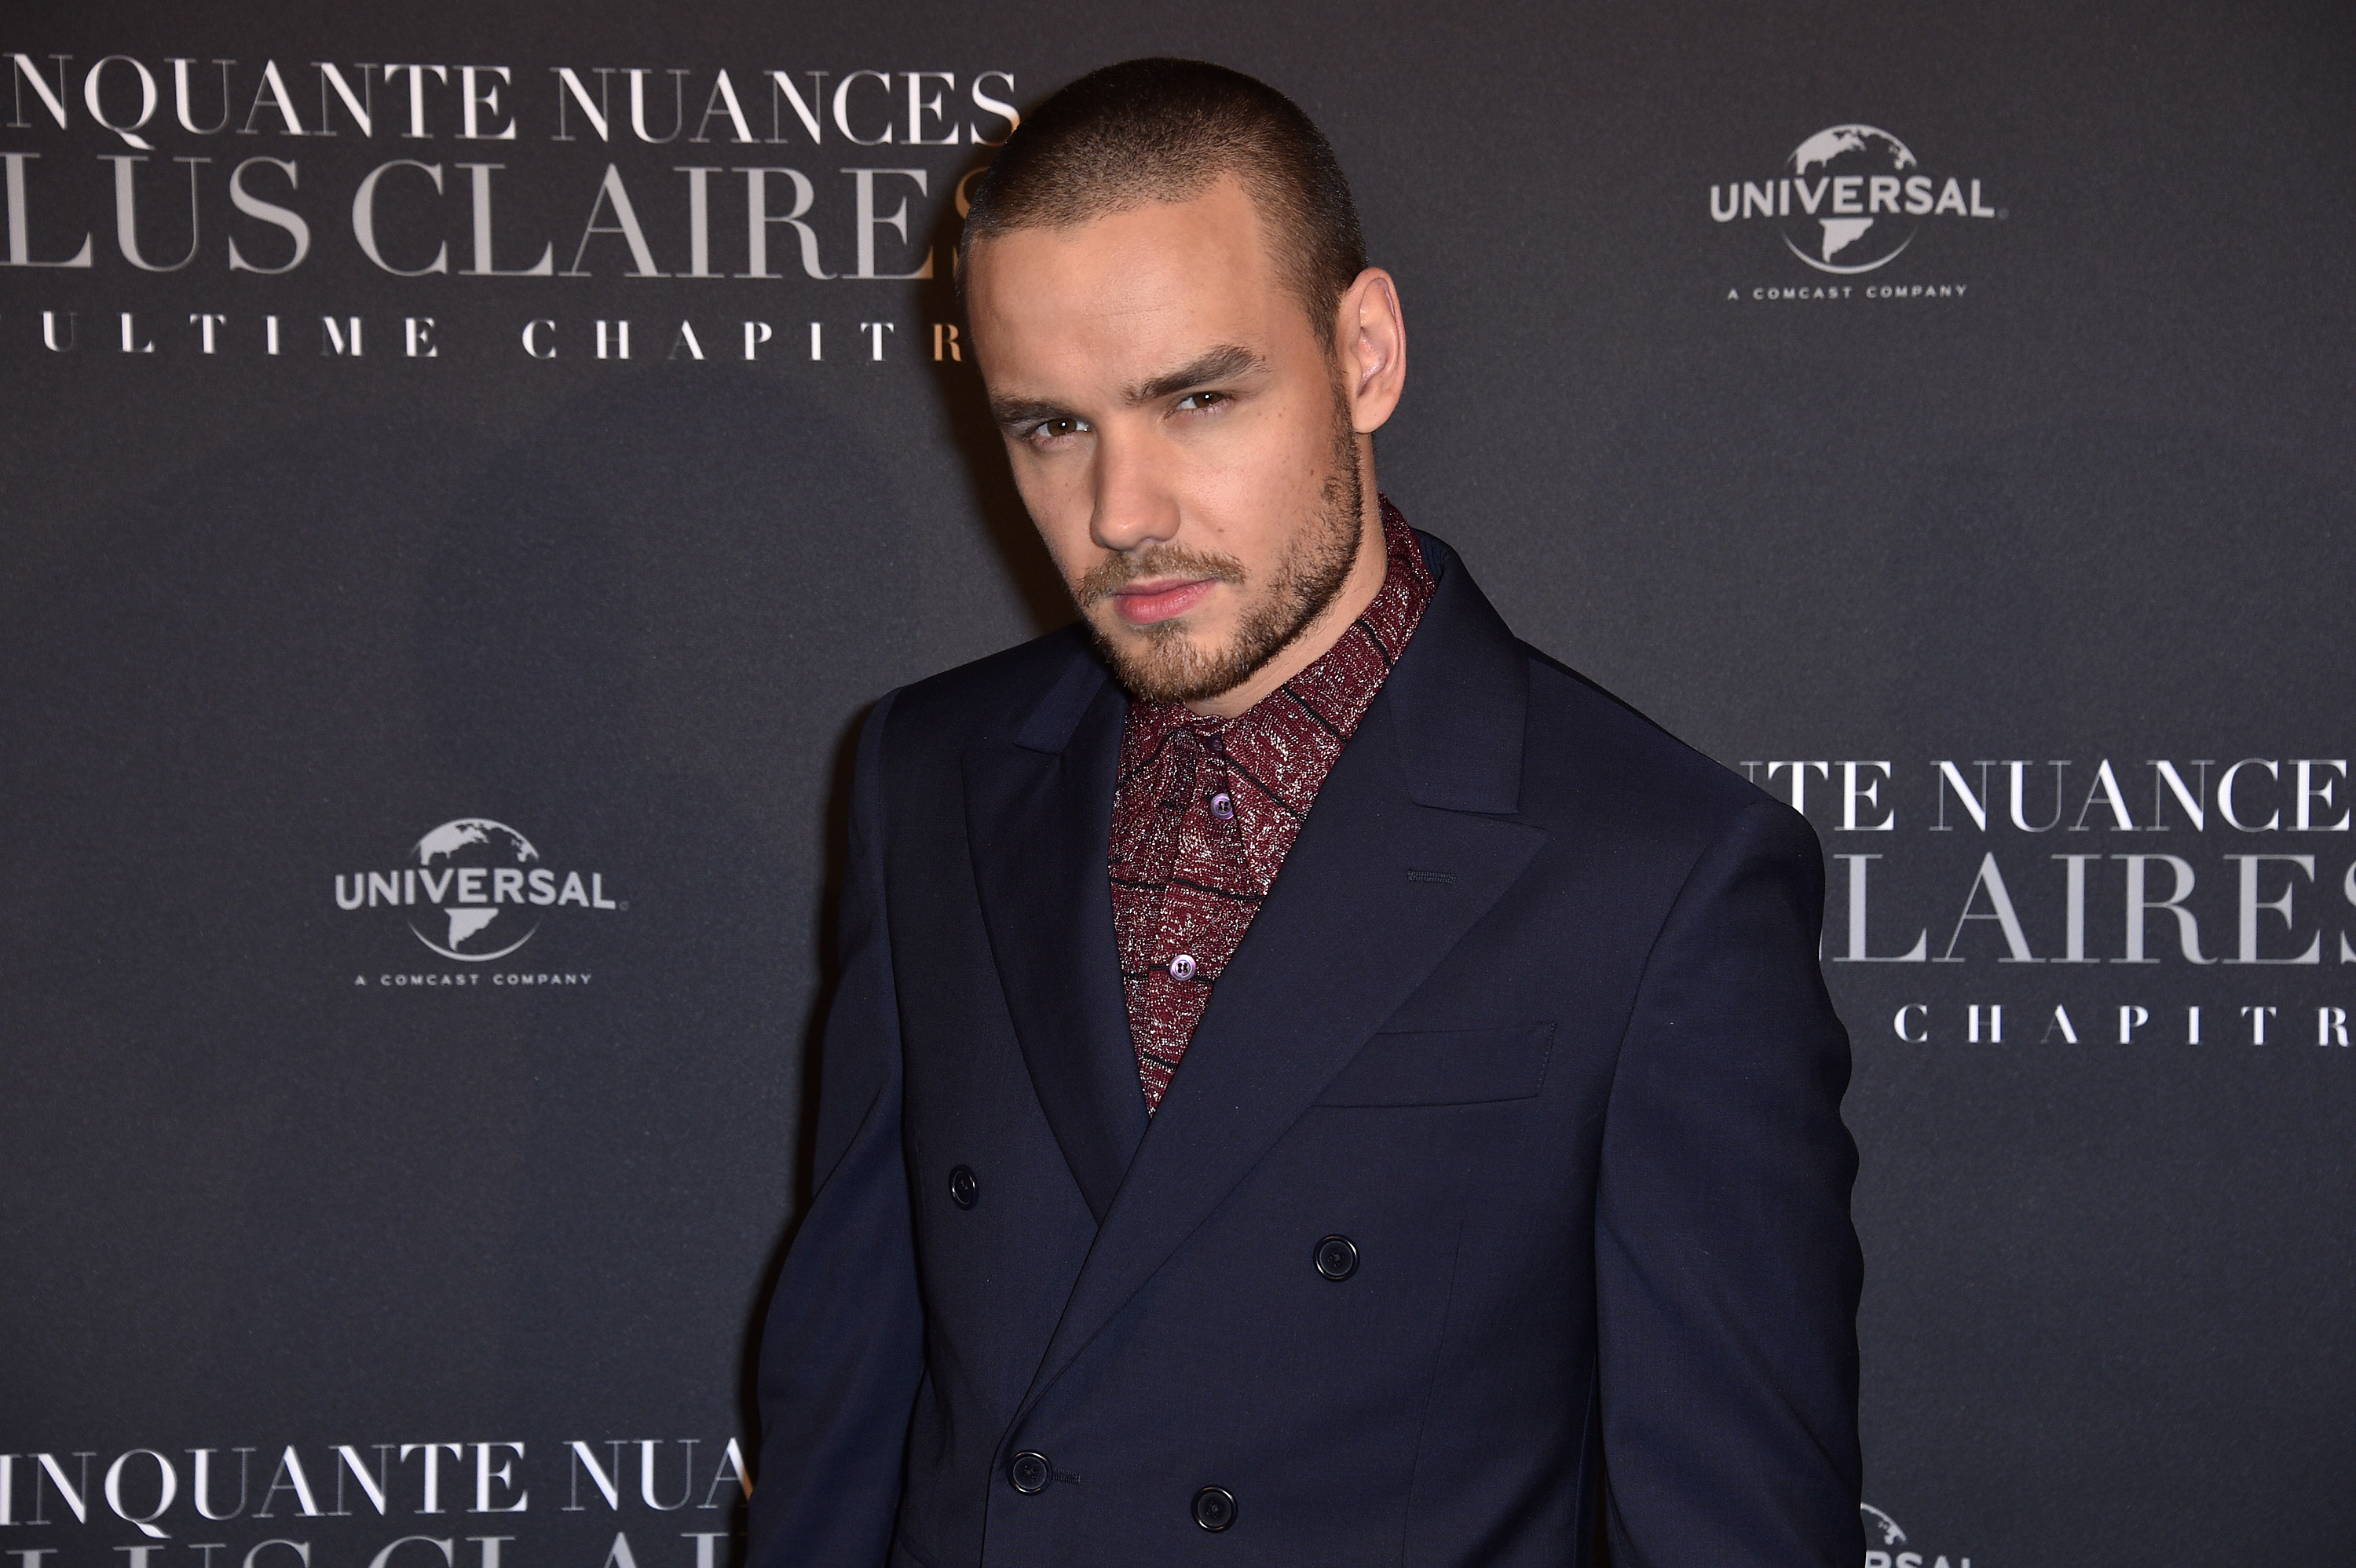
[5,2,2351,1563]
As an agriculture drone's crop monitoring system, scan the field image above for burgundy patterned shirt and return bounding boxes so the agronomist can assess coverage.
[1109,499,1436,1112]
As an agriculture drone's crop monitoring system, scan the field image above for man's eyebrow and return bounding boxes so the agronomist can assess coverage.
[1124,345,1267,407]
[990,396,1070,429]
[987,345,1268,429]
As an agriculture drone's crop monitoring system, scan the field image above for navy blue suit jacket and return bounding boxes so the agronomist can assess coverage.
[750,533,1863,1566]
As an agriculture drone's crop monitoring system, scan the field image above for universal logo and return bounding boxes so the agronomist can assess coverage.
[1713,124,2001,276]
[334,817,620,962]
[1861,1502,1974,1568]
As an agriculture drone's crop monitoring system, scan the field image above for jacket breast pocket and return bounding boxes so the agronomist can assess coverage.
[1314,1024,1557,1107]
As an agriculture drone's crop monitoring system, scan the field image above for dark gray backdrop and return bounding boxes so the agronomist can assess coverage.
[5,3,2351,1564]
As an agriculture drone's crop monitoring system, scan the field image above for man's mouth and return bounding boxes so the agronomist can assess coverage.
[1109,578,1218,626]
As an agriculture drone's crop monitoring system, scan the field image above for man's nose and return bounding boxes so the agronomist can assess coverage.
[1088,428,1181,554]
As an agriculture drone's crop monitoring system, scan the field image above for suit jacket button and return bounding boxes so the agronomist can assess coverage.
[1008,1451,1051,1494]
[1191,1486,1236,1531]
[949,1164,979,1209]
[1315,1234,1359,1281]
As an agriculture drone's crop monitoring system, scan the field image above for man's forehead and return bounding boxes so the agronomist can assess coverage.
[967,178,1293,382]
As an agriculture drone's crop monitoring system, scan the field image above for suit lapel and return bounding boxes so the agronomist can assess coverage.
[1016,543,1546,1414]
[963,649,1148,1223]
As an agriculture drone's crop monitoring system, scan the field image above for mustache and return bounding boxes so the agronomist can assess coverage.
[1072,544,1248,610]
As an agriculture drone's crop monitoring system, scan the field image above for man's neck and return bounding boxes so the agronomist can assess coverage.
[1183,489,1391,720]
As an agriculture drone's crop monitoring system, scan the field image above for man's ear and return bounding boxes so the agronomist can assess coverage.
[1335,267,1407,435]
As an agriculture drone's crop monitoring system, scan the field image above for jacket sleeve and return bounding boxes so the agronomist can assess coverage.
[748,692,925,1568]
[1593,798,1864,1567]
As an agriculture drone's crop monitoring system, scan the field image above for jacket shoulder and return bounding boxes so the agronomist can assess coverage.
[877,621,1100,762]
[1516,645,1812,858]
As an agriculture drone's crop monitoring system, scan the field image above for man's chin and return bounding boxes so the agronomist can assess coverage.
[1087,612,1251,707]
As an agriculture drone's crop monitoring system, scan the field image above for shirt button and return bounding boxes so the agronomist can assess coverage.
[1192,1486,1237,1531]
[1315,1234,1359,1281]
[1169,953,1197,981]
[1008,1452,1052,1494]
[1209,791,1235,821]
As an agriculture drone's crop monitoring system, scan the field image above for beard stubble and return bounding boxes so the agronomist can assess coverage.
[1075,393,1368,707]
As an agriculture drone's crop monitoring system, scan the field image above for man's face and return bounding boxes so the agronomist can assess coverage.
[965,176,1385,710]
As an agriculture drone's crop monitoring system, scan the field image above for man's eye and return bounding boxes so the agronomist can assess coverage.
[1027,417,1088,443]
[1175,390,1229,412]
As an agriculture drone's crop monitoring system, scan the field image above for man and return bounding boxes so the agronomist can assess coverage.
[751,58,1862,1567]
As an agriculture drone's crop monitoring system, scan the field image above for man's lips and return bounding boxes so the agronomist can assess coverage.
[1110,578,1217,626]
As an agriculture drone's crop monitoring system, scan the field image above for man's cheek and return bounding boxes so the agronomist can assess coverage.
[1045,508,1100,568]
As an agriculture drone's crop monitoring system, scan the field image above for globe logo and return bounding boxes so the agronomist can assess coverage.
[408,818,544,960]
[1857,1502,1974,1568]
[1780,125,1920,274]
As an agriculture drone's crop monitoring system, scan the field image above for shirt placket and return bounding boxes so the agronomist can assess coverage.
[1140,726,1252,1109]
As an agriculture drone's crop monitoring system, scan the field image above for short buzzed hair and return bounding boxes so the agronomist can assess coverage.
[960,58,1368,339]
